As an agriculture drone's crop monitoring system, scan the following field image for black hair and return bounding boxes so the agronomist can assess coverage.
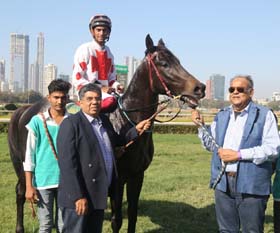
[78,83,101,100]
[48,79,72,95]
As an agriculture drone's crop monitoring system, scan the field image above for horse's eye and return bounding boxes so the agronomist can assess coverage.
[160,61,169,68]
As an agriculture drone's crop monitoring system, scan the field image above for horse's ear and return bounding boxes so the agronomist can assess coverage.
[145,34,156,55]
[158,38,165,47]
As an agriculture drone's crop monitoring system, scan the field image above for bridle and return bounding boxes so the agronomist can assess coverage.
[117,52,183,127]
[146,53,173,98]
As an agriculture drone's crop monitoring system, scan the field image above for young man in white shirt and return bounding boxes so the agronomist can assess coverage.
[23,79,71,232]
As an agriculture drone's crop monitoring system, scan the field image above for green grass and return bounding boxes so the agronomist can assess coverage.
[0,133,274,232]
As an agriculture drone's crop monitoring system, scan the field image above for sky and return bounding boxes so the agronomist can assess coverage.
[0,0,279,99]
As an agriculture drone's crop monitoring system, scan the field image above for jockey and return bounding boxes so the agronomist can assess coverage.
[72,14,124,113]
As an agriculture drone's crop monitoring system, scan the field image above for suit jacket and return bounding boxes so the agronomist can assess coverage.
[57,110,138,210]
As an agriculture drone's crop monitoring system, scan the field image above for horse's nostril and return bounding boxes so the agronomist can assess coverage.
[194,83,206,97]
[194,86,200,93]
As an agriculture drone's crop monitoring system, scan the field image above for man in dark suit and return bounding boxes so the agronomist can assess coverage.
[57,83,151,233]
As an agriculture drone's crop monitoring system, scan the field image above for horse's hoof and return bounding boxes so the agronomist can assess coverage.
[111,218,122,233]
[16,228,24,233]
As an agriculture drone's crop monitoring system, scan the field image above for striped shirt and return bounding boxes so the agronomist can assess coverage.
[83,112,114,187]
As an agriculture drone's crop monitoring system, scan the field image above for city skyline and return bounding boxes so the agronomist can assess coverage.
[0,1,279,99]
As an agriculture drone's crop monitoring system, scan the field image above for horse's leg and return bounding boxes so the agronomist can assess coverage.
[111,176,125,233]
[126,171,144,233]
[15,175,26,233]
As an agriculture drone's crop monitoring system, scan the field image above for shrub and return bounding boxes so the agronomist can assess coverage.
[153,124,198,134]
[0,123,9,133]
[4,103,17,111]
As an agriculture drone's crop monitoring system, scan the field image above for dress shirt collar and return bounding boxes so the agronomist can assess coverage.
[43,108,70,120]
[229,101,252,117]
[82,111,102,125]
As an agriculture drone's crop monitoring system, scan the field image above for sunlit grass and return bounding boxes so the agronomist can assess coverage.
[0,133,274,232]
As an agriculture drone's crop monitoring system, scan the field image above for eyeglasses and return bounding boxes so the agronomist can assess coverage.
[228,87,251,94]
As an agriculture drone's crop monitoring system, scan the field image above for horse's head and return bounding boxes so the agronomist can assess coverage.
[145,34,205,108]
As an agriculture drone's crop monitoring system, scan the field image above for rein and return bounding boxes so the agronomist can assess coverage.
[123,97,177,148]
[115,98,174,159]
[154,105,182,123]
[196,121,226,189]
[118,94,183,127]
[115,95,182,159]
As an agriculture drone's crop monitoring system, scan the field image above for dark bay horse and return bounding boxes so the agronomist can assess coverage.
[110,34,205,233]
[8,34,205,233]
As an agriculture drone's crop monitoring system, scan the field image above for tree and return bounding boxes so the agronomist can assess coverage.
[199,99,230,110]
[267,101,280,111]
[28,91,43,103]
[0,91,43,104]
[4,103,17,110]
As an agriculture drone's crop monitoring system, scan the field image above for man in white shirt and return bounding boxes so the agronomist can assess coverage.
[24,79,71,232]
[192,75,280,233]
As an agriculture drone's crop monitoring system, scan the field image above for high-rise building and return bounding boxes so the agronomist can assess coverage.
[272,92,280,101]
[58,74,76,99]
[42,64,57,96]
[207,74,225,100]
[59,74,70,82]
[0,59,6,92]
[0,81,9,92]
[29,63,39,91]
[9,33,29,93]
[0,59,5,81]
[205,79,212,99]
[124,56,142,87]
[0,59,5,82]
[37,33,44,93]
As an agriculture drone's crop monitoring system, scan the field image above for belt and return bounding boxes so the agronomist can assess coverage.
[226,172,237,177]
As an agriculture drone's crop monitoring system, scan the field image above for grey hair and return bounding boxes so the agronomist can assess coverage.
[78,83,102,100]
[230,75,254,89]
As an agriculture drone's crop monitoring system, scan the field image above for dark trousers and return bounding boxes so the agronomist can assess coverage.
[215,175,269,233]
[274,201,280,233]
[61,207,104,233]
